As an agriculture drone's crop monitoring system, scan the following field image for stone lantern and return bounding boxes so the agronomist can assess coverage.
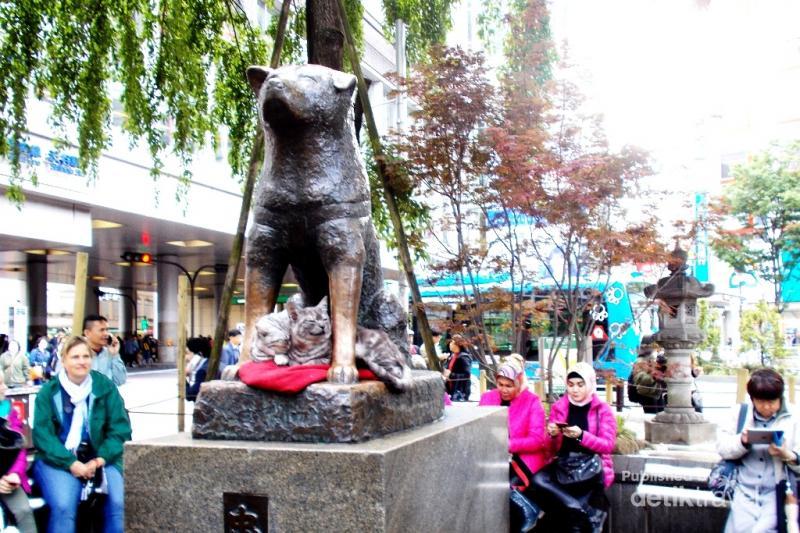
[644,246,716,444]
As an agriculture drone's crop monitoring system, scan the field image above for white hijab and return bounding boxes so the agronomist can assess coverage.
[566,362,597,407]
[58,371,93,453]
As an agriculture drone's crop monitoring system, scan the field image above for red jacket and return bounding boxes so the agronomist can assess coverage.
[548,394,617,488]
[479,389,550,474]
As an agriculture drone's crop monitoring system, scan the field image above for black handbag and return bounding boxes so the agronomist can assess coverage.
[553,408,603,485]
[555,451,603,485]
[0,416,24,476]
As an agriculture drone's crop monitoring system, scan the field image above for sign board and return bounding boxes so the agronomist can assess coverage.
[591,325,608,341]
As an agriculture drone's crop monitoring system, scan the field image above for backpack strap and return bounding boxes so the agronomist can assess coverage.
[736,403,748,434]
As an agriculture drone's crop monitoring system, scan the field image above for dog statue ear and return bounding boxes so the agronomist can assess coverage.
[246,66,272,95]
[332,72,357,95]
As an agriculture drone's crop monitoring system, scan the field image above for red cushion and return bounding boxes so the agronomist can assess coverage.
[238,360,379,394]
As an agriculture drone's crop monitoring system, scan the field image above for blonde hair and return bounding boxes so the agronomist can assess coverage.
[60,336,91,359]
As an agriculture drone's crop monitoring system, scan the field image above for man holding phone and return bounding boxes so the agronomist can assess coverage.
[83,315,127,387]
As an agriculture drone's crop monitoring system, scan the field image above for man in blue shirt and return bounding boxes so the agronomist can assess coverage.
[83,314,127,386]
[220,329,242,375]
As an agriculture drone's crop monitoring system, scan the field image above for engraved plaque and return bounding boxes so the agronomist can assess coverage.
[224,493,268,533]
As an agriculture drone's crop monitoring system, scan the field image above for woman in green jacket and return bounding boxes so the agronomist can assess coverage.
[33,336,131,533]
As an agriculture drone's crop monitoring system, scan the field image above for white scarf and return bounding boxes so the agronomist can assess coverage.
[58,371,93,453]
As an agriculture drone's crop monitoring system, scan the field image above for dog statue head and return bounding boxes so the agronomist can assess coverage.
[246,64,357,132]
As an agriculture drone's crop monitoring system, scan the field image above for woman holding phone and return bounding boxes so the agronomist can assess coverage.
[717,368,800,532]
[530,362,616,533]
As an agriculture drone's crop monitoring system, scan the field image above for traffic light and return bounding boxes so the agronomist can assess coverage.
[121,251,153,264]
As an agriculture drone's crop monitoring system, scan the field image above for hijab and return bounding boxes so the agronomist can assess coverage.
[566,362,596,407]
[497,362,522,382]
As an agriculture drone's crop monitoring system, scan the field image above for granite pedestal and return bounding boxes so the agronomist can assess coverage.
[645,419,717,445]
[125,405,508,532]
[193,371,445,443]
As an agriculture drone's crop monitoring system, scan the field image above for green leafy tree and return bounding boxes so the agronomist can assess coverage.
[711,142,800,311]
[0,0,454,203]
[740,300,788,366]
[697,300,721,360]
[0,1,270,203]
[382,0,457,64]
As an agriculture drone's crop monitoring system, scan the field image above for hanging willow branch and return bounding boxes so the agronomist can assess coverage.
[0,0,268,203]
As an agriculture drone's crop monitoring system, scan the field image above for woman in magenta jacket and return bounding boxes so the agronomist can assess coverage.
[479,358,549,475]
[480,356,549,532]
[0,371,35,532]
[532,362,617,533]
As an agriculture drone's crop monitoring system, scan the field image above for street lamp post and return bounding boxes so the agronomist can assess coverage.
[153,258,227,337]
[120,252,227,337]
[94,288,138,335]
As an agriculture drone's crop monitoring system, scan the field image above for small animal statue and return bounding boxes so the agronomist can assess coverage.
[236,297,412,390]
[249,293,306,366]
[285,297,332,366]
[353,325,413,391]
[249,310,291,366]
[243,63,408,385]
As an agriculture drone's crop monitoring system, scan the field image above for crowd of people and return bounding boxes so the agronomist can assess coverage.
[183,329,242,401]
[2,314,798,532]
[473,347,800,533]
[0,323,160,390]
[0,318,245,531]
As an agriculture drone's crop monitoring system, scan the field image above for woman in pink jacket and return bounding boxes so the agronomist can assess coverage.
[531,362,617,533]
[0,370,36,532]
[479,356,548,532]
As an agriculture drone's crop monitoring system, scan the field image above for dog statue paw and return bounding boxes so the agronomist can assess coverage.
[327,364,359,385]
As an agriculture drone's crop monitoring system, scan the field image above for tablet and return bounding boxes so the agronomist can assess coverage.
[747,429,783,445]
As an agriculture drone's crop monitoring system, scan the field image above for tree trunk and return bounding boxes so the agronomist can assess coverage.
[307,0,345,69]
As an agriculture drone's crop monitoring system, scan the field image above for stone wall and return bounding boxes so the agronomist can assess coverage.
[608,454,728,533]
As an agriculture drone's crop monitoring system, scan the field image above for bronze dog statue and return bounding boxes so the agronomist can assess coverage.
[243,64,407,384]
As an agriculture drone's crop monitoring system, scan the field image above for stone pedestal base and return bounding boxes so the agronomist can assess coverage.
[645,419,717,445]
[125,405,508,533]
[193,371,445,443]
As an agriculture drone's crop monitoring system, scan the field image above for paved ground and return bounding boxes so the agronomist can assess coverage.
[119,368,193,442]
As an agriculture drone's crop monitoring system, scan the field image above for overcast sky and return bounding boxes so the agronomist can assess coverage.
[549,0,800,185]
